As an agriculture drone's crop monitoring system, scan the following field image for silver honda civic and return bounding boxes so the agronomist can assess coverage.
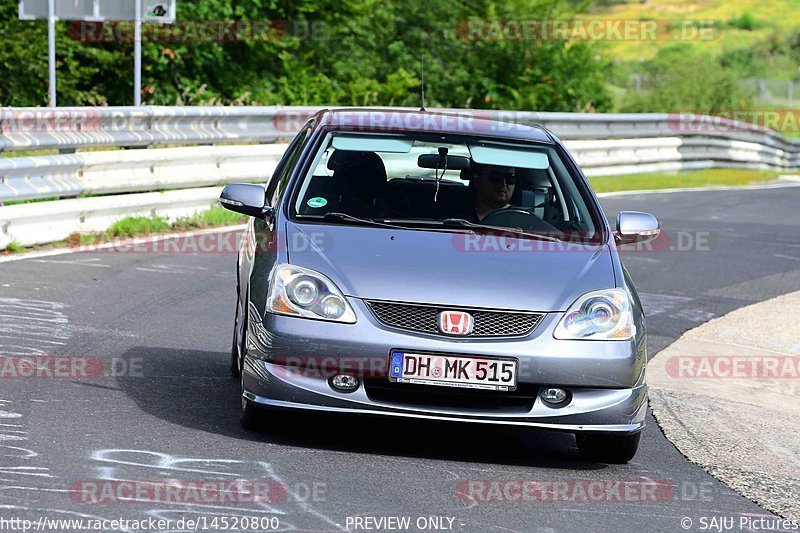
[220,109,659,463]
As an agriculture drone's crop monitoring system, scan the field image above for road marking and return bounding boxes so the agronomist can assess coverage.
[773,253,800,261]
[0,467,52,477]
[261,462,347,532]
[0,485,72,493]
[31,257,111,268]
[1,446,37,459]
[90,449,255,477]
[638,293,693,316]
[0,401,53,480]
[0,225,244,264]
[669,308,717,323]
[86,449,347,530]
[0,298,70,356]
[135,264,209,274]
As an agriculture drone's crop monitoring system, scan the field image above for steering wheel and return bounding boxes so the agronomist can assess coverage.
[481,208,559,233]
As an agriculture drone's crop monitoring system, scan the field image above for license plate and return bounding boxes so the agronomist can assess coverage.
[388,351,517,391]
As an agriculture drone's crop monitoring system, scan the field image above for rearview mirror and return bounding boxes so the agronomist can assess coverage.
[219,183,272,218]
[417,154,471,170]
[615,211,660,246]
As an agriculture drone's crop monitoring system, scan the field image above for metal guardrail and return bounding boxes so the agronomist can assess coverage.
[0,106,310,152]
[4,106,800,152]
[0,144,284,203]
[2,106,800,249]
[1,187,222,248]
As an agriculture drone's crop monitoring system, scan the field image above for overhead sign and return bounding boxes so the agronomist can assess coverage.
[20,0,176,106]
[19,0,176,23]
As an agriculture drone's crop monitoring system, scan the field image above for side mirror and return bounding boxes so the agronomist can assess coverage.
[615,211,660,246]
[219,183,273,219]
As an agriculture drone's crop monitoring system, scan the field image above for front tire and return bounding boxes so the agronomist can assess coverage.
[576,432,641,464]
[235,303,264,431]
[239,368,263,431]
[230,288,242,377]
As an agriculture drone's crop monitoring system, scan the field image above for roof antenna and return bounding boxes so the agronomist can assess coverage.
[420,52,426,112]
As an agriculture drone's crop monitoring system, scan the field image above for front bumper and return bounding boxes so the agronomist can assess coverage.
[242,299,648,434]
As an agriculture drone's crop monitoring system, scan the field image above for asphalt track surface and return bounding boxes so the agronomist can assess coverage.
[1,185,798,533]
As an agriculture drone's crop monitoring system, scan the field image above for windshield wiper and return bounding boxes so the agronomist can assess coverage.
[441,218,562,242]
[305,212,551,238]
[320,212,410,230]
[316,212,462,233]
[380,218,445,226]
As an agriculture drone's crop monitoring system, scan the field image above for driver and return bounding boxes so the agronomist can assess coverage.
[462,163,518,221]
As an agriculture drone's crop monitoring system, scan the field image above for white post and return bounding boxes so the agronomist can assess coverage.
[134,0,142,106]
[47,0,56,107]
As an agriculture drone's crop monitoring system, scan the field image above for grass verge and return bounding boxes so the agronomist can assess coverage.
[0,171,791,254]
[69,206,247,246]
[589,168,785,193]
[0,241,25,254]
[0,206,247,254]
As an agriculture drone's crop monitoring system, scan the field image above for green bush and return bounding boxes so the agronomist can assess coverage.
[106,215,170,237]
[618,44,754,113]
[728,11,763,32]
[172,206,246,231]
[1,241,25,254]
[0,0,612,112]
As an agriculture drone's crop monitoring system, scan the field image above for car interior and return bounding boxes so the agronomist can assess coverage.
[296,148,565,227]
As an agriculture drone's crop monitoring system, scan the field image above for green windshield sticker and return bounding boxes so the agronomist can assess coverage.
[307,197,328,208]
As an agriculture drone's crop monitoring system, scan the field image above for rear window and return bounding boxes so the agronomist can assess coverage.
[292,132,599,239]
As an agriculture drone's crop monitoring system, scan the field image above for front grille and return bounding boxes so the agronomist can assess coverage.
[366,301,543,337]
[364,380,538,412]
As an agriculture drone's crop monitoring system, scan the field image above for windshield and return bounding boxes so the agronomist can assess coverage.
[292,132,599,240]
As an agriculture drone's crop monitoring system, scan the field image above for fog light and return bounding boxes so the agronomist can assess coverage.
[541,387,569,405]
[330,374,359,392]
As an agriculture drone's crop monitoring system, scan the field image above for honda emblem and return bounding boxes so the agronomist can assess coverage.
[437,311,474,335]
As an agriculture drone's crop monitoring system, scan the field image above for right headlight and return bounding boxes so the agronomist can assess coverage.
[267,264,357,323]
[553,288,635,340]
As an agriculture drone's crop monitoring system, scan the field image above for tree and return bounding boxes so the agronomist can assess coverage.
[0,0,612,111]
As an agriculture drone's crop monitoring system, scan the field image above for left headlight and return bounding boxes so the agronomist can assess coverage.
[267,264,357,323]
[553,288,635,340]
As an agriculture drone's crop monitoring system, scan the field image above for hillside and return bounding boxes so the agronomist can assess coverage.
[581,0,800,62]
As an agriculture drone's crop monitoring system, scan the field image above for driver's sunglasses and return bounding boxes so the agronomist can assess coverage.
[485,170,517,185]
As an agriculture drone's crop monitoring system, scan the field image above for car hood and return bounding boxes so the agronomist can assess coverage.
[285,221,615,312]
